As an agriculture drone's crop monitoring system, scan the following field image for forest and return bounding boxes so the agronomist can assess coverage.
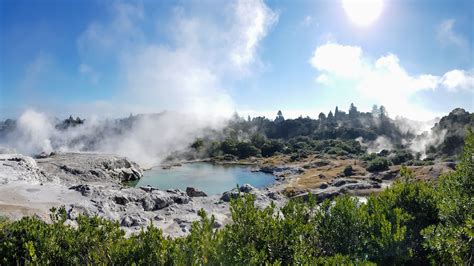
[185,105,473,166]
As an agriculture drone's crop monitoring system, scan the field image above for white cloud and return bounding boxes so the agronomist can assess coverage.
[437,19,467,48]
[230,0,278,70]
[316,74,330,85]
[310,42,363,78]
[440,69,474,92]
[309,42,473,119]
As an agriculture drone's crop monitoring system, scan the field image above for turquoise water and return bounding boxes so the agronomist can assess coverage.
[134,163,275,195]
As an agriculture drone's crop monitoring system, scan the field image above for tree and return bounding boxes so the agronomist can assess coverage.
[379,106,388,118]
[190,139,204,151]
[236,142,260,159]
[275,110,285,123]
[327,111,334,120]
[318,112,326,121]
[335,106,340,120]
[261,140,285,157]
[371,105,380,118]
[349,103,358,118]
[232,111,240,121]
[221,139,238,155]
[250,133,266,149]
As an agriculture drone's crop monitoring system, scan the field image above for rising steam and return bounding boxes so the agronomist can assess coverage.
[0,110,228,167]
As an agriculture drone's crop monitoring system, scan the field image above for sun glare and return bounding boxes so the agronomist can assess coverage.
[342,0,384,26]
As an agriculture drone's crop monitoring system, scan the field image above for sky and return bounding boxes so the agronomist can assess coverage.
[1,0,473,120]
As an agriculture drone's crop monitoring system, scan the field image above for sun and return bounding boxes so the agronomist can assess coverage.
[342,0,384,26]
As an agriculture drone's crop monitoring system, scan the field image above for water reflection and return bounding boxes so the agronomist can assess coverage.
[133,163,275,195]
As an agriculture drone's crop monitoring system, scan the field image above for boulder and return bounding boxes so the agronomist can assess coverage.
[34,152,50,159]
[267,191,281,200]
[119,168,141,181]
[370,176,383,183]
[186,187,207,197]
[239,184,255,193]
[259,166,275,174]
[381,170,398,180]
[69,184,92,197]
[170,194,190,204]
[332,179,358,187]
[223,154,238,161]
[150,191,174,210]
[141,196,155,211]
[319,183,328,189]
[60,165,85,176]
[113,195,129,205]
[220,190,240,202]
[371,183,382,189]
[67,205,82,220]
[121,214,146,227]
[139,186,157,193]
[445,162,456,170]
[213,220,222,228]
[89,169,107,178]
[221,184,259,202]
[167,189,191,204]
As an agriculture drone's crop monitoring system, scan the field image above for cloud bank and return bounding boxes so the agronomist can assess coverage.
[310,42,473,120]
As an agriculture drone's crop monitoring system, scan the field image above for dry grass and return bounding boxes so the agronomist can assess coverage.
[284,157,368,194]
[244,154,453,197]
[398,164,453,180]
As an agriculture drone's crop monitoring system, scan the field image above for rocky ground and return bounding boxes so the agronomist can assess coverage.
[0,152,453,237]
[0,152,285,237]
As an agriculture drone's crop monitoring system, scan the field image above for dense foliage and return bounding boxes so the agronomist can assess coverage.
[184,106,473,163]
[366,157,390,172]
[1,132,473,265]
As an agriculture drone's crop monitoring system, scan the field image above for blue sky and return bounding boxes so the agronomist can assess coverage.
[1,0,473,120]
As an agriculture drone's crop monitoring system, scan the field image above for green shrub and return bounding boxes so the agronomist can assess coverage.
[389,149,414,165]
[261,140,285,157]
[236,142,260,159]
[421,129,474,265]
[326,147,349,156]
[220,138,238,155]
[361,153,377,161]
[366,157,390,172]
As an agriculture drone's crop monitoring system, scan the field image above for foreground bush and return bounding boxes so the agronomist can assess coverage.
[1,131,473,265]
[421,129,474,265]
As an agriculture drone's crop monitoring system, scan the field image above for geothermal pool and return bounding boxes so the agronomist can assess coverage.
[133,163,275,195]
